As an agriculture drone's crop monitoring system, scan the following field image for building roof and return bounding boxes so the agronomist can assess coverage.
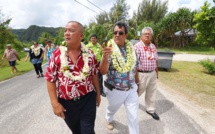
[174,29,198,37]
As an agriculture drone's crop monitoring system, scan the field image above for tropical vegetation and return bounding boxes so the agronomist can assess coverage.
[0,0,215,59]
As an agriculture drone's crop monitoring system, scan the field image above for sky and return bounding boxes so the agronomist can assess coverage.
[0,0,214,29]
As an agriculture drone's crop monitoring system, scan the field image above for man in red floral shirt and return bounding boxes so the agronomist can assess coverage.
[45,21,101,134]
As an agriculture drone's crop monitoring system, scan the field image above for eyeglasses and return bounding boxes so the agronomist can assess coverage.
[113,31,125,35]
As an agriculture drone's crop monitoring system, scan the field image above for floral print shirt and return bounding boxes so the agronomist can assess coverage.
[45,48,99,100]
[106,46,138,89]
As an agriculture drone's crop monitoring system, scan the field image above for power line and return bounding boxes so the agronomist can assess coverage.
[87,0,106,13]
[74,0,98,14]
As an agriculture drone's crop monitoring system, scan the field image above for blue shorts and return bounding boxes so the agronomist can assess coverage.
[30,58,43,64]
[9,60,16,67]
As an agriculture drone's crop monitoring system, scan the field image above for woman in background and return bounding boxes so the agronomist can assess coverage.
[25,41,44,78]
[44,40,55,67]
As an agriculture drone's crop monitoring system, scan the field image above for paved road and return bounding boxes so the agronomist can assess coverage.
[0,66,207,134]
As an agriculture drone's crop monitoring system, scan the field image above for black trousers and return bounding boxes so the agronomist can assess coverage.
[58,91,96,134]
[33,63,43,75]
[98,71,104,93]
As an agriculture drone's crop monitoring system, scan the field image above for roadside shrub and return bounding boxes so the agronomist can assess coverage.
[199,59,215,75]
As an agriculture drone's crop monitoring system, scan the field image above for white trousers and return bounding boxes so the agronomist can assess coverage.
[105,83,139,134]
[138,70,157,113]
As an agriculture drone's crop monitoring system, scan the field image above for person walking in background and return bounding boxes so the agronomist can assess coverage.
[2,44,20,74]
[86,34,106,97]
[99,21,139,134]
[45,21,101,134]
[44,40,55,67]
[25,41,44,78]
[134,27,160,120]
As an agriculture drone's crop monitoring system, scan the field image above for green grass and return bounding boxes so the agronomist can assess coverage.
[158,46,215,55]
[159,61,215,109]
[0,57,34,81]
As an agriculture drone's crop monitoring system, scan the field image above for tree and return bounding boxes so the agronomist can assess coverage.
[37,32,53,45]
[84,22,107,44]
[136,0,168,24]
[173,8,195,48]
[155,7,195,48]
[194,1,215,48]
[0,10,22,50]
[109,0,130,23]
[95,12,109,25]
[84,0,131,43]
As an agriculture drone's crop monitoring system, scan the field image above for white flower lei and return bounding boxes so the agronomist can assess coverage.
[108,39,137,73]
[31,45,41,56]
[59,42,90,81]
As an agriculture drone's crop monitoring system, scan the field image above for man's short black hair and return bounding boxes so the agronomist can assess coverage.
[33,41,38,44]
[90,34,98,39]
[47,40,52,43]
[113,21,128,34]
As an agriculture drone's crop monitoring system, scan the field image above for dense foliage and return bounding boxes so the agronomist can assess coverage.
[12,25,64,43]
[199,59,215,75]
[0,11,22,50]
[194,1,215,48]
[1,0,215,49]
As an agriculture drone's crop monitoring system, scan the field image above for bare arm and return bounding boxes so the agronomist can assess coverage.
[17,55,21,61]
[99,43,112,74]
[43,46,47,60]
[1,53,6,60]
[92,74,101,107]
[25,53,29,62]
[40,49,44,59]
[47,81,66,119]
[14,52,20,61]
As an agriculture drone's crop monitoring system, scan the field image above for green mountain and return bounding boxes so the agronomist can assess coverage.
[12,25,63,42]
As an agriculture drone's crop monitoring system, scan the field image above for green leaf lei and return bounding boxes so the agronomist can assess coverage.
[107,39,137,73]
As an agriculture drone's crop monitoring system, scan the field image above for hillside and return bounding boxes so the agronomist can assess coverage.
[11,25,64,42]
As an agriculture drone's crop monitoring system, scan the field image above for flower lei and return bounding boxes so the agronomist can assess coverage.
[141,41,154,60]
[31,45,41,56]
[59,42,90,81]
[107,39,136,73]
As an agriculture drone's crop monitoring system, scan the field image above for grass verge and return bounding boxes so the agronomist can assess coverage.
[159,61,215,109]
[0,58,34,82]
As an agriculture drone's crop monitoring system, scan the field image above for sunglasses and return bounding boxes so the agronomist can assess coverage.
[113,31,125,35]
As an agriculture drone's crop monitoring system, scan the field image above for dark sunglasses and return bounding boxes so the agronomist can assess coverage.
[113,31,125,35]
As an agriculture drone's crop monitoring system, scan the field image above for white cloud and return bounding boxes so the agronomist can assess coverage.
[0,0,214,29]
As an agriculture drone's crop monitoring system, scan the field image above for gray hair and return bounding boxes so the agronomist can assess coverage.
[142,27,153,35]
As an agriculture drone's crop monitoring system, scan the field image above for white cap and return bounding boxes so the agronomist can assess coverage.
[6,44,11,47]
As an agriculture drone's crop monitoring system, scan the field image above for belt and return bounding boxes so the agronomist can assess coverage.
[104,81,131,91]
[58,92,91,102]
[138,70,154,73]
[115,87,130,91]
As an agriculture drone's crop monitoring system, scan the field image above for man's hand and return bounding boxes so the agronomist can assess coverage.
[96,94,101,107]
[52,102,66,119]
[101,43,112,58]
